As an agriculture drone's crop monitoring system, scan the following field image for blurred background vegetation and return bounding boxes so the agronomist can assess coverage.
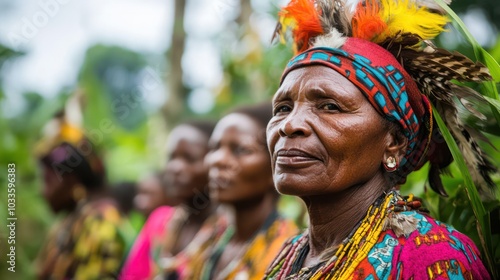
[0,0,499,279]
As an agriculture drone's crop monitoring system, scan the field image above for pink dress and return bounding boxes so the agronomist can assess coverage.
[120,206,174,280]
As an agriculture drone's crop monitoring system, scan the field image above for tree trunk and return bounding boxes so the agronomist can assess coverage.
[162,0,187,126]
[237,0,252,27]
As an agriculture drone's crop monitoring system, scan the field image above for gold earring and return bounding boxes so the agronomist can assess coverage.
[384,156,398,172]
[72,184,87,203]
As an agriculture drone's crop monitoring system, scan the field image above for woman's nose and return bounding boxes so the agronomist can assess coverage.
[205,148,230,169]
[166,158,184,174]
[278,106,311,138]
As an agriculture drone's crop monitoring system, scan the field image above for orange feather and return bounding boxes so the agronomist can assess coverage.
[352,0,387,42]
[280,0,323,53]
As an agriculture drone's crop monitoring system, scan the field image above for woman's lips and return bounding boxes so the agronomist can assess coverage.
[208,170,233,190]
[209,178,233,191]
[166,176,189,188]
[275,148,321,166]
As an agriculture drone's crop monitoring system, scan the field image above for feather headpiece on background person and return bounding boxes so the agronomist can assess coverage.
[275,0,498,201]
[35,92,85,158]
[35,91,105,187]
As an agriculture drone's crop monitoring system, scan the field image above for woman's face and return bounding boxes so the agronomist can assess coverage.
[205,113,274,204]
[164,125,210,201]
[41,163,76,213]
[134,176,167,217]
[267,65,390,197]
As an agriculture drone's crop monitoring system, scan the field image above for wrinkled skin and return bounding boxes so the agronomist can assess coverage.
[267,65,402,197]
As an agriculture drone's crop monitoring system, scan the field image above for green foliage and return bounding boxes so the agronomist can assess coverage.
[1,1,499,279]
[0,45,166,279]
[449,0,500,32]
[77,45,169,182]
[210,28,293,115]
[0,92,66,279]
[416,1,500,275]
[436,109,496,275]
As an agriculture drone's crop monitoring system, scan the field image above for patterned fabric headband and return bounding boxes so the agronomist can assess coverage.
[280,38,433,180]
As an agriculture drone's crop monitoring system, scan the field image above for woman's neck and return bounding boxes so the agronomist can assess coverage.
[230,192,277,242]
[184,201,215,223]
[182,188,215,223]
[302,174,388,266]
[169,201,216,255]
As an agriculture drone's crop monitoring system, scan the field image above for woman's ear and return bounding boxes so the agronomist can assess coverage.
[383,128,408,168]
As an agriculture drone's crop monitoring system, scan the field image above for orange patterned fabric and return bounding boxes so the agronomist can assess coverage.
[190,214,298,280]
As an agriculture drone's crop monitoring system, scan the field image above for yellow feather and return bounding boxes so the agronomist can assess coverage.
[279,16,296,44]
[376,0,449,43]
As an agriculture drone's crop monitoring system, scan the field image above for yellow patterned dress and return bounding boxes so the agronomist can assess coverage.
[189,212,299,280]
[36,198,126,280]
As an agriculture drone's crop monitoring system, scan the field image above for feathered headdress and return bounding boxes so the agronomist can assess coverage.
[35,91,105,187]
[275,0,497,200]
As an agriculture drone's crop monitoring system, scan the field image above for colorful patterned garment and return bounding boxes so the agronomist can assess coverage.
[189,212,299,280]
[153,207,229,279]
[36,198,126,280]
[119,206,175,280]
[264,191,490,280]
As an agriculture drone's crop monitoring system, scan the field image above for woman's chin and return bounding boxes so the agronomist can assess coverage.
[209,188,231,204]
[275,183,310,197]
[274,173,321,196]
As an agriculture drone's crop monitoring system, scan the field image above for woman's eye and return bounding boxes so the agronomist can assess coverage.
[274,105,291,115]
[208,143,218,152]
[234,146,252,156]
[321,103,339,110]
[184,154,199,163]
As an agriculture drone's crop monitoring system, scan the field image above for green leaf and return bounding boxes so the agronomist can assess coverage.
[480,51,500,83]
[482,83,500,128]
[433,108,496,277]
[485,96,500,113]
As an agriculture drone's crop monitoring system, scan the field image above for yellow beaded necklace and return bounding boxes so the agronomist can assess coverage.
[310,192,395,279]
[265,190,424,279]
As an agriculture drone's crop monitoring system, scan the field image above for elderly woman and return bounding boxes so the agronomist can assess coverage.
[188,103,298,279]
[263,0,495,279]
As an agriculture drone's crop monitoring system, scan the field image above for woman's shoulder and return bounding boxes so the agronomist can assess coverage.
[149,205,175,219]
[81,198,123,223]
[383,211,481,261]
[145,206,175,232]
[388,210,476,245]
[378,211,491,279]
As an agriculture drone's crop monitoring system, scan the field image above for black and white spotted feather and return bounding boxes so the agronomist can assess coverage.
[384,36,497,200]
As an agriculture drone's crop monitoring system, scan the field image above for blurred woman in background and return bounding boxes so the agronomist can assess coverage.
[134,172,173,218]
[36,113,126,280]
[121,120,227,280]
[188,103,298,279]
[120,173,175,280]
